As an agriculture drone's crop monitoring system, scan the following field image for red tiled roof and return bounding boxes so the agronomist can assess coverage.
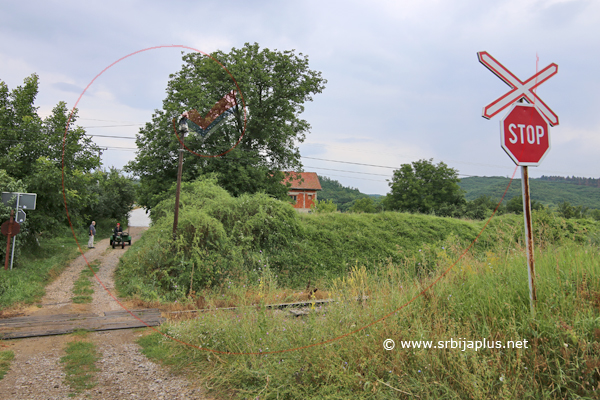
[281,172,322,190]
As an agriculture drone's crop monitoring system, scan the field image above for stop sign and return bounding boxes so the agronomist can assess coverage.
[500,103,551,166]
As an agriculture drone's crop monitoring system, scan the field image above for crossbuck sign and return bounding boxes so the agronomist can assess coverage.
[477,51,559,126]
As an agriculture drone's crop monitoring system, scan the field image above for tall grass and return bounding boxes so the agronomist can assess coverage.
[139,240,600,399]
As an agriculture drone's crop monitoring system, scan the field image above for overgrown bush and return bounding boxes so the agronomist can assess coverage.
[116,176,302,301]
[116,177,600,303]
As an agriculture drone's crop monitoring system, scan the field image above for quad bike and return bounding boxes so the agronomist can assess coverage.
[110,231,131,249]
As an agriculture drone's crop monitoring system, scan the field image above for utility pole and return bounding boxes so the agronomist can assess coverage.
[172,114,188,240]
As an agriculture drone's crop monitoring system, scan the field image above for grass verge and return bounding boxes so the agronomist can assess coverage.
[60,330,99,395]
[0,350,14,380]
[138,242,600,399]
[0,221,116,311]
[71,261,100,304]
[0,233,84,311]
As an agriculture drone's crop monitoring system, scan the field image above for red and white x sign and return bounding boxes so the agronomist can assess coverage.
[478,51,559,126]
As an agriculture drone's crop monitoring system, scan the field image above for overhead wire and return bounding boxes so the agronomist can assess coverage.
[1,125,595,178]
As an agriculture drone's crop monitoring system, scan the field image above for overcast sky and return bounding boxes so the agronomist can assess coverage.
[1,0,598,195]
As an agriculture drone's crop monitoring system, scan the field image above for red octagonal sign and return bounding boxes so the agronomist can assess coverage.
[500,103,551,166]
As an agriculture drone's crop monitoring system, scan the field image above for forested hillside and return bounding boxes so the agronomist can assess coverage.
[317,175,370,211]
[459,176,600,209]
[539,175,600,187]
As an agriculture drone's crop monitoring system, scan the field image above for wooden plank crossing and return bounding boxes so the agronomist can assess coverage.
[0,309,165,339]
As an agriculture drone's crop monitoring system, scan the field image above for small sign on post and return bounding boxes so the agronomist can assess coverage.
[2,210,20,270]
[1,192,36,270]
[1,192,37,210]
[478,51,558,316]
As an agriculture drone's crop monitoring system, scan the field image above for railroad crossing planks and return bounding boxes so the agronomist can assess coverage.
[0,309,164,339]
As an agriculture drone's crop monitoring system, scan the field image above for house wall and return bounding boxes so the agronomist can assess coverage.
[288,189,318,212]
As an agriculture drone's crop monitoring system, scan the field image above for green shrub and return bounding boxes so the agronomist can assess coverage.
[116,176,600,303]
[116,176,302,301]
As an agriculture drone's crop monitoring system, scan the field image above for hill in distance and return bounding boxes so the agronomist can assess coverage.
[316,174,600,211]
[459,176,600,209]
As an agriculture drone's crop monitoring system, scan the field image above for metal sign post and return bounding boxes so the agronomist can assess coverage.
[2,192,35,270]
[3,210,15,270]
[521,166,537,315]
[172,126,185,240]
[478,51,559,316]
[9,194,20,270]
[170,92,241,239]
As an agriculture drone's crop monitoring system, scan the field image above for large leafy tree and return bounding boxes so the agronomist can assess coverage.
[385,159,464,214]
[0,74,101,231]
[85,167,136,223]
[127,43,327,210]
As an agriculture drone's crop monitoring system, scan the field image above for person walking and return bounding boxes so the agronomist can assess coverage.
[88,221,96,248]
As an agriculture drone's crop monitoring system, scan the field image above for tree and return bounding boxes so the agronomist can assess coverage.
[506,195,544,215]
[349,197,377,213]
[0,169,27,264]
[85,168,136,223]
[0,75,101,232]
[318,175,366,211]
[385,159,464,214]
[127,43,327,210]
[556,201,587,219]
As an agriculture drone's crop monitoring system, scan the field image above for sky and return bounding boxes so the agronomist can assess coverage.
[1,0,599,195]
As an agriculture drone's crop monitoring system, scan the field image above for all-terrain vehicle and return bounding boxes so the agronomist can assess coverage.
[110,231,131,249]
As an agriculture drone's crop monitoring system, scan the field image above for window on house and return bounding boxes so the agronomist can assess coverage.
[289,195,297,202]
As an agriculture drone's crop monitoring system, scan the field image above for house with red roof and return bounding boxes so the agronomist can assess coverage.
[281,172,322,212]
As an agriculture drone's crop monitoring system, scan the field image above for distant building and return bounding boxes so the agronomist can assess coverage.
[281,172,322,212]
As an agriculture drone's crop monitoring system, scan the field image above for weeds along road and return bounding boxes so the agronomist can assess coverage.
[0,217,211,399]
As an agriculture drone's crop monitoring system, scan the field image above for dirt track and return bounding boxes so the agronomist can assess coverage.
[0,227,210,399]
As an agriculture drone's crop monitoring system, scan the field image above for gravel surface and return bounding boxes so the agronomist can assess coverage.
[0,227,211,399]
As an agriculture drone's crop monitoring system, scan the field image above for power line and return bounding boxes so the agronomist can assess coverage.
[78,118,145,123]
[302,156,479,177]
[303,165,390,177]
[87,134,137,139]
[82,124,144,129]
[103,146,138,150]
[311,173,387,183]
[302,156,398,170]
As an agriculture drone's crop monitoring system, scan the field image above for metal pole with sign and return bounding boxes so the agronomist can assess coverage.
[173,129,185,240]
[478,51,559,316]
[521,166,537,310]
[10,194,20,270]
[2,192,36,270]
[3,210,16,270]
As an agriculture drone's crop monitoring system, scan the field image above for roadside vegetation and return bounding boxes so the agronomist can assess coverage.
[60,330,99,395]
[0,75,136,313]
[0,225,114,311]
[111,177,600,398]
[116,177,598,303]
[0,350,14,380]
[138,238,600,399]
[72,260,100,304]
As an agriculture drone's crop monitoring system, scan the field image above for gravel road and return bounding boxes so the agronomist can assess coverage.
[0,227,211,399]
